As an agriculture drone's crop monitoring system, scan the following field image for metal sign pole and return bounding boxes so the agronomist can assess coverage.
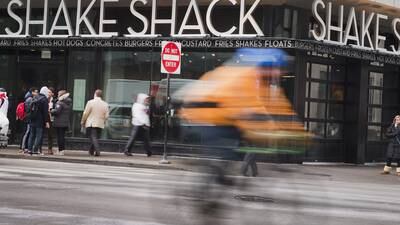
[160,73,171,164]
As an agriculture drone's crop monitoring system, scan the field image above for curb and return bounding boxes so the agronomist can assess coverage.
[0,153,188,171]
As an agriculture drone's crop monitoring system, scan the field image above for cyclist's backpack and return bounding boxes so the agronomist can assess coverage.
[16,102,26,121]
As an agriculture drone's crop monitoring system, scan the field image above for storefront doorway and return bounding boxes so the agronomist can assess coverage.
[11,49,67,145]
[17,49,66,93]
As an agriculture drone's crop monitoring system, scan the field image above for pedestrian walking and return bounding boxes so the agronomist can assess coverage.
[81,89,109,157]
[27,87,49,155]
[123,93,152,157]
[241,153,258,177]
[382,115,400,176]
[51,90,72,156]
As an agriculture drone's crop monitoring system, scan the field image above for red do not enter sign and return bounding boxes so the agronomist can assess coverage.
[161,41,182,74]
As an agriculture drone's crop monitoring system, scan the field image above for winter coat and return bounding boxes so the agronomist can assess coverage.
[132,93,150,127]
[81,97,109,129]
[385,124,400,159]
[29,94,49,128]
[51,93,72,128]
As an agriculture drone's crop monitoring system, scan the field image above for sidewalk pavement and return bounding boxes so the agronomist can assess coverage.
[0,147,190,171]
[0,147,392,182]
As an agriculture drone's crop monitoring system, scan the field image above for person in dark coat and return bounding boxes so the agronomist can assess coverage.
[51,90,72,156]
[21,88,35,152]
[28,87,50,155]
[382,115,400,176]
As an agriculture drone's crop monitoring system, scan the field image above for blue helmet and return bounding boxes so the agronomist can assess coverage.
[233,48,288,67]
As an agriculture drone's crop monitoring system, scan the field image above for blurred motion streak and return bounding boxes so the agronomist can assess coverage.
[175,48,313,154]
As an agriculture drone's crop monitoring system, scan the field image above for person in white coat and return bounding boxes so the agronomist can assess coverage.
[123,93,152,157]
[0,88,9,141]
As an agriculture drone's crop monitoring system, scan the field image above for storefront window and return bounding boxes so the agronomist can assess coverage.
[102,50,153,140]
[329,84,345,101]
[309,122,325,138]
[305,61,347,140]
[369,89,383,105]
[309,82,326,99]
[310,63,328,80]
[368,107,382,123]
[309,102,326,119]
[327,123,343,139]
[369,72,384,87]
[368,126,381,141]
[68,51,97,138]
[328,104,344,120]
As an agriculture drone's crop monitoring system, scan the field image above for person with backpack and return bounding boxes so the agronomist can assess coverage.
[51,90,72,156]
[18,88,36,153]
[27,87,49,155]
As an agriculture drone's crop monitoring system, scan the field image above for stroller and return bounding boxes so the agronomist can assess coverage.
[0,88,9,148]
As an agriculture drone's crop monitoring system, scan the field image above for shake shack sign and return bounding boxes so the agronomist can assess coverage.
[311,0,400,55]
[0,0,264,38]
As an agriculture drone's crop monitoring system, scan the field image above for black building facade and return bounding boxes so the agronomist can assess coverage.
[1,0,400,163]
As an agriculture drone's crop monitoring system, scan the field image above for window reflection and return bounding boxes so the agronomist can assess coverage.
[327,123,342,139]
[368,126,381,141]
[369,72,384,87]
[102,50,152,140]
[309,122,325,138]
[368,107,382,123]
[310,63,328,80]
[309,102,326,119]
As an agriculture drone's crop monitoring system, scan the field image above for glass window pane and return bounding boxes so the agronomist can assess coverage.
[305,81,309,98]
[368,107,382,123]
[330,65,345,82]
[309,102,326,119]
[102,50,152,140]
[383,90,399,105]
[369,89,383,105]
[310,82,326,99]
[305,101,309,118]
[309,122,325,137]
[368,126,381,141]
[327,123,343,139]
[283,8,291,29]
[329,84,345,101]
[291,10,298,38]
[311,63,328,80]
[369,72,384,87]
[328,104,344,120]
[69,51,97,138]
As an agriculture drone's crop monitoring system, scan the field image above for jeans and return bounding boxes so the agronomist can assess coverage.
[386,158,400,167]
[47,123,54,150]
[87,127,102,154]
[28,126,44,154]
[56,127,67,151]
[21,124,31,150]
[241,153,258,176]
[125,126,151,154]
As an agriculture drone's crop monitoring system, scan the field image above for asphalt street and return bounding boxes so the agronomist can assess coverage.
[0,158,399,225]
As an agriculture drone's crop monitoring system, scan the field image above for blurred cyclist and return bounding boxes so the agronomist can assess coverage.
[177,48,310,176]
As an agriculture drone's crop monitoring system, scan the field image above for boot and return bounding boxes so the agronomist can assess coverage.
[397,168,400,176]
[381,166,392,175]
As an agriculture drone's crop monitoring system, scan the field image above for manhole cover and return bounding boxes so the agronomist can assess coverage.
[234,195,274,203]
